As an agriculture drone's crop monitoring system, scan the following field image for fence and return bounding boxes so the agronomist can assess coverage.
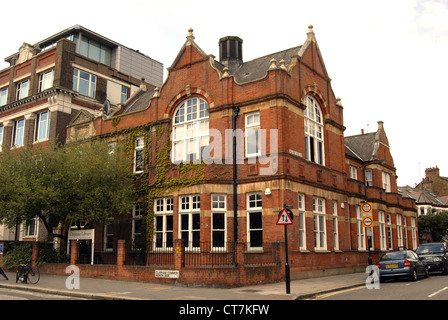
[184,241,236,267]
[243,242,281,266]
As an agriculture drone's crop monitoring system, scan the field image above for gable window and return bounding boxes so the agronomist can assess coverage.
[245,112,260,157]
[35,110,50,142]
[154,197,174,249]
[365,169,373,187]
[12,119,25,147]
[179,195,201,250]
[39,69,54,92]
[73,68,96,98]
[16,79,30,100]
[304,96,324,165]
[0,88,7,106]
[172,97,209,163]
[133,136,144,174]
[247,192,263,250]
[121,85,128,104]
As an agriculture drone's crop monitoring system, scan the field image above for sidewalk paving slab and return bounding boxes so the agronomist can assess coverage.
[0,270,368,300]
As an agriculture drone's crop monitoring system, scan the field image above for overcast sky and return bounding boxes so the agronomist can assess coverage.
[1,0,447,187]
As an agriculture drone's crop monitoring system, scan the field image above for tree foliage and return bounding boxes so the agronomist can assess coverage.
[0,139,137,240]
[418,211,448,242]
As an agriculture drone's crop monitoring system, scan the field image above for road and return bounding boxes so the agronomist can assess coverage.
[316,273,448,300]
[0,287,87,300]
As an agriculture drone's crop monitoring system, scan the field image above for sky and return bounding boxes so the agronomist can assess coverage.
[1,0,447,187]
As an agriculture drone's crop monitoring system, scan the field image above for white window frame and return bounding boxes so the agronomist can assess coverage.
[72,68,96,98]
[298,193,307,250]
[304,95,325,165]
[365,169,373,187]
[132,203,144,250]
[179,195,201,250]
[154,197,174,250]
[25,216,38,237]
[247,192,263,250]
[133,136,144,174]
[0,87,7,106]
[12,118,25,147]
[332,201,339,251]
[379,211,387,251]
[104,220,114,251]
[350,166,358,180]
[172,97,209,163]
[211,194,227,250]
[35,110,50,142]
[16,79,30,100]
[0,125,3,152]
[396,214,403,248]
[245,112,261,158]
[313,197,327,250]
[356,205,366,250]
[411,217,417,250]
[387,213,393,250]
[382,172,391,192]
[39,69,54,92]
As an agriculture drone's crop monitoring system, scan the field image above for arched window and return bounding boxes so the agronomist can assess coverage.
[172,97,209,163]
[304,95,325,165]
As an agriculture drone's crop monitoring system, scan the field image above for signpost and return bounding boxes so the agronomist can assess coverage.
[361,202,373,265]
[277,205,293,294]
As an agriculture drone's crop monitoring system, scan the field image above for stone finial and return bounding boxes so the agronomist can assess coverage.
[152,87,160,98]
[336,97,343,107]
[269,58,278,70]
[222,67,230,78]
[307,24,315,40]
[279,59,287,71]
[186,28,195,41]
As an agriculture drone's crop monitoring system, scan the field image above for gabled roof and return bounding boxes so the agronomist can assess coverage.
[344,132,377,161]
[398,185,447,206]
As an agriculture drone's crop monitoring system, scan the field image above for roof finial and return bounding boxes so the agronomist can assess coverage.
[307,24,315,40]
[186,28,195,42]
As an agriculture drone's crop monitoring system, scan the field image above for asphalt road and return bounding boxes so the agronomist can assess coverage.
[317,273,448,300]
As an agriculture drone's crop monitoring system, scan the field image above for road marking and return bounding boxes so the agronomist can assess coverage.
[428,286,448,298]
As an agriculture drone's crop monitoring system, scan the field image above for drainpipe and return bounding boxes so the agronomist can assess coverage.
[232,106,240,245]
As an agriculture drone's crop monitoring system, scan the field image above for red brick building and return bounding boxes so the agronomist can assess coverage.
[66,26,417,284]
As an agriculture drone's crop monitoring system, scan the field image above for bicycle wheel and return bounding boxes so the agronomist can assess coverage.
[27,266,40,284]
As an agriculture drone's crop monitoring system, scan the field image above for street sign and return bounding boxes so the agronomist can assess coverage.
[362,216,373,228]
[361,202,372,217]
[277,208,293,225]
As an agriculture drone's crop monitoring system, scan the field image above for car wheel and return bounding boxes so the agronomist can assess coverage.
[410,269,418,281]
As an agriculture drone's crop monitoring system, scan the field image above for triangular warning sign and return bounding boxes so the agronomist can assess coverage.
[276,208,293,225]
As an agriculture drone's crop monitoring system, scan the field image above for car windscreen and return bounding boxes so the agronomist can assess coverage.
[416,244,444,254]
[380,252,406,260]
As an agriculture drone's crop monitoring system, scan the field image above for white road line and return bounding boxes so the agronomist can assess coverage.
[428,286,448,298]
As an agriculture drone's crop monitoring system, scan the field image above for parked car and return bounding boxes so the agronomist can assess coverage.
[376,250,429,282]
[416,243,448,274]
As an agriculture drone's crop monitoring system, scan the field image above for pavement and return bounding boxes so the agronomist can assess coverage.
[0,269,368,301]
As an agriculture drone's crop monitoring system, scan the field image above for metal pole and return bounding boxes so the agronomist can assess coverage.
[284,224,290,294]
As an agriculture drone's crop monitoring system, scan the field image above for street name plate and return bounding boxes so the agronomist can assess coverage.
[155,270,180,279]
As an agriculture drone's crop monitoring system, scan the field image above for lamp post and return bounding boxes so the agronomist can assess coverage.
[362,159,386,266]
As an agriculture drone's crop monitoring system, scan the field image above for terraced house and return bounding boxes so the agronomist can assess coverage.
[0,25,163,241]
[64,26,417,286]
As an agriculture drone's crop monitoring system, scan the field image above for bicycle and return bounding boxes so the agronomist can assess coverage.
[16,260,40,284]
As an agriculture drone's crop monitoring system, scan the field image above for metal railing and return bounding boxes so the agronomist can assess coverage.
[184,241,236,267]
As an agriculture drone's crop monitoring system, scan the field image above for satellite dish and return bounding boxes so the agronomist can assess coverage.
[103,99,111,115]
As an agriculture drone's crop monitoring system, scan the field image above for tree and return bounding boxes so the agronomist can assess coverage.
[418,211,448,242]
[0,139,137,241]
